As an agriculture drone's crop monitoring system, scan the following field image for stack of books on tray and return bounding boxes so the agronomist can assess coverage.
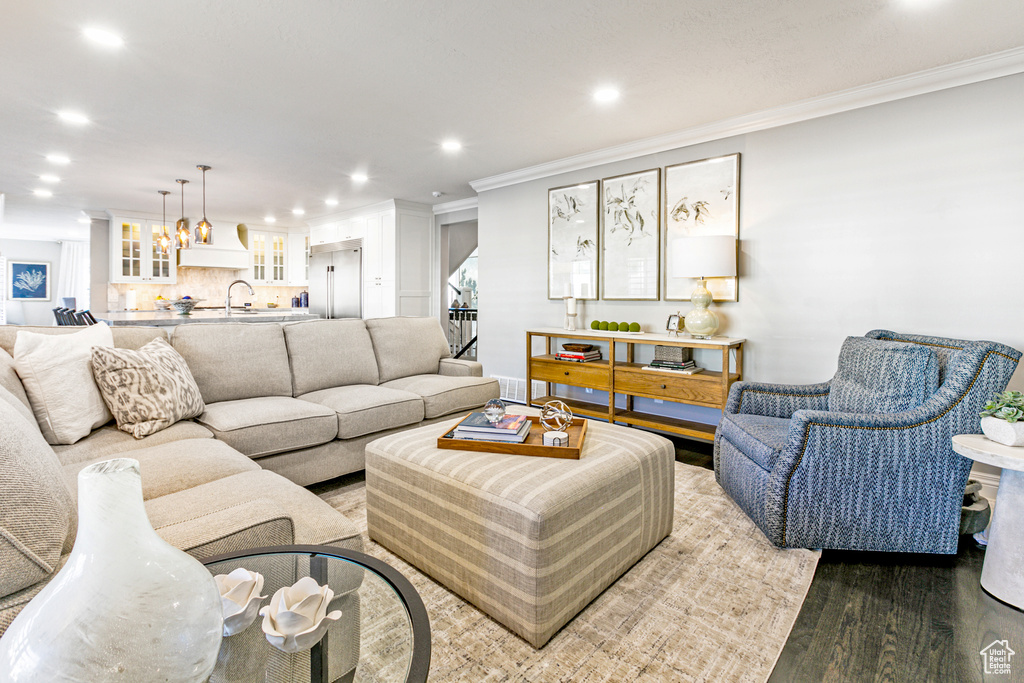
[453,412,532,443]
[641,359,703,375]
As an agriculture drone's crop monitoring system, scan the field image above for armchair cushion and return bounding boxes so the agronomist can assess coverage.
[827,337,939,414]
[717,414,791,472]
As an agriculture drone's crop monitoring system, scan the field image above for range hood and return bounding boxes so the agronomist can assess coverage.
[177,223,250,269]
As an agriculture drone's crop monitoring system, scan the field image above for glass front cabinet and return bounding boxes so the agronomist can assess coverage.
[250,230,287,285]
[109,217,176,284]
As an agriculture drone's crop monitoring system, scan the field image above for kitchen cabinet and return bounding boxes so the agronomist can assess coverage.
[309,217,364,246]
[250,230,287,285]
[287,232,311,286]
[109,216,176,284]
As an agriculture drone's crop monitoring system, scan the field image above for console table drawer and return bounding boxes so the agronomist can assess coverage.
[532,360,610,390]
[614,368,724,406]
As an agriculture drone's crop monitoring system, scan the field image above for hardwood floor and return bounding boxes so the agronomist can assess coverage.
[671,437,1024,683]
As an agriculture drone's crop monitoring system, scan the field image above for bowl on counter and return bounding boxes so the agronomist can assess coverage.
[154,299,172,310]
[170,298,203,315]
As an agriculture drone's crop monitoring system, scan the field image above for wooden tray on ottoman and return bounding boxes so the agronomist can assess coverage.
[437,415,588,459]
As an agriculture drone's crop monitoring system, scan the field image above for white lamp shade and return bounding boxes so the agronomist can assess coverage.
[670,235,737,278]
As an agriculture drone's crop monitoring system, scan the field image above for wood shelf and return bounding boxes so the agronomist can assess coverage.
[526,329,744,443]
[528,396,609,420]
[612,410,717,442]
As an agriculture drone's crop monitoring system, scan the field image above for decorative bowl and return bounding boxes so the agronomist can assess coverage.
[170,298,203,315]
[154,299,172,311]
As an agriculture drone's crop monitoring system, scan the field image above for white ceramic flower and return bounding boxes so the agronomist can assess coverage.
[259,576,342,653]
[214,568,267,636]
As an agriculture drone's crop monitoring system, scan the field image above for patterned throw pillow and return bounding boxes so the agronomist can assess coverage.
[828,336,939,414]
[91,337,205,438]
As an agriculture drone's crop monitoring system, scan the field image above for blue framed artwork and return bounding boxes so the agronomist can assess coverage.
[8,261,51,301]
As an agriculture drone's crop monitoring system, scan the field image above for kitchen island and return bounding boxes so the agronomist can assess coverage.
[98,309,321,326]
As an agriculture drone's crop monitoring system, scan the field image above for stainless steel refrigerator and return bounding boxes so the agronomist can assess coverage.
[309,241,362,319]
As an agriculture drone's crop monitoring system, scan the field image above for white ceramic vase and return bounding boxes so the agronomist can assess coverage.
[0,458,224,682]
[981,416,1024,447]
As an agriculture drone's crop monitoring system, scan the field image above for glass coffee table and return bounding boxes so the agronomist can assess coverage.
[202,545,430,683]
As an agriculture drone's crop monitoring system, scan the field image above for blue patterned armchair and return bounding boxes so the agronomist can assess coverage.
[714,330,1021,554]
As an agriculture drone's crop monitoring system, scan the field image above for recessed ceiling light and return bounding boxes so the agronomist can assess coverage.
[46,154,70,165]
[593,87,620,104]
[58,110,90,125]
[264,216,276,223]
[325,198,339,206]
[83,27,124,49]
[39,174,60,183]
[441,140,462,153]
[292,208,305,216]
[33,189,53,198]
[351,173,368,183]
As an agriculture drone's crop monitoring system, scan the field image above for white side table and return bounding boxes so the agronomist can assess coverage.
[952,434,1024,610]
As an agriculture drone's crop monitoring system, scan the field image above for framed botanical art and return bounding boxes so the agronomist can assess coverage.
[8,260,50,302]
[664,153,740,301]
[601,168,660,300]
[548,180,599,300]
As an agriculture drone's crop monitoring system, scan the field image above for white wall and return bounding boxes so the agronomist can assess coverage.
[0,238,63,326]
[478,72,1024,416]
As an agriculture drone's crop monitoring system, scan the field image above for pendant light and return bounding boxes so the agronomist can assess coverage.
[175,179,192,249]
[157,190,172,255]
[194,164,213,244]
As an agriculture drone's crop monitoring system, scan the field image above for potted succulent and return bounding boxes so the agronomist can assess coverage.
[980,390,1024,446]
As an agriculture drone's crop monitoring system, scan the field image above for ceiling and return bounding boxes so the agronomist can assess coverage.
[3,0,1024,241]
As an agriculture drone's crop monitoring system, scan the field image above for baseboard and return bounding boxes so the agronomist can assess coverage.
[971,468,1000,504]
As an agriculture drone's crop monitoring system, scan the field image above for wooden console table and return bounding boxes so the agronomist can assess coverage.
[526,328,744,442]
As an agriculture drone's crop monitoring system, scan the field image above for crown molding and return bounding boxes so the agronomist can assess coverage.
[470,47,1024,193]
[432,197,478,215]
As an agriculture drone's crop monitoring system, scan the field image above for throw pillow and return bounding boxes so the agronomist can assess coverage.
[14,323,115,445]
[828,336,940,414]
[91,337,205,439]
[0,392,76,597]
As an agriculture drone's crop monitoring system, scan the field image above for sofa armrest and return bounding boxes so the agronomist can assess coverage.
[438,358,483,377]
[725,380,831,418]
[153,498,295,560]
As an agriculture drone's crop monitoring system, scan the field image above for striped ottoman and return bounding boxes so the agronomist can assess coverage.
[365,414,675,648]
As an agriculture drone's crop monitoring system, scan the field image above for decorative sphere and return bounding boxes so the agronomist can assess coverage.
[540,400,574,432]
[590,320,600,330]
[483,398,506,424]
[609,322,619,331]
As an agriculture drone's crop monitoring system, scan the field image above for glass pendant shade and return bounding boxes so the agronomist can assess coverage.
[158,190,172,256]
[194,165,213,244]
[175,179,192,250]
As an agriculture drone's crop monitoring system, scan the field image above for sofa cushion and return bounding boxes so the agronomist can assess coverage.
[364,317,451,383]
[0,397,75,598]
[0,325,167,356]
[828,336,940,414]
[196,396,338,458]
[299,385,424,439]
[171,323,292,403]
[380,374,499,419]
[146,469,362,553]
[13,322,114,444]
[718,413,791,472]
[51,421,214,466]
[283,319,379,395]
[91,338,205,439]
[0,371,35,428]
[0,348,32,413]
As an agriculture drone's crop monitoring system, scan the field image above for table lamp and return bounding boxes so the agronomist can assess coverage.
[670,235,737,338]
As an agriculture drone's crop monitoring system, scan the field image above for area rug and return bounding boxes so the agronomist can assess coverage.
[317,463,819,682]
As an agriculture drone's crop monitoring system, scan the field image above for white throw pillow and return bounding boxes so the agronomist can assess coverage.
[14,323,115,445]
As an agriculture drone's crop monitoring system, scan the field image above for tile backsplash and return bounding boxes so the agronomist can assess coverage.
[110,268,307,310]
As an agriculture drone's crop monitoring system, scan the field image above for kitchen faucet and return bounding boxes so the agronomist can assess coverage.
[225,279,255,313]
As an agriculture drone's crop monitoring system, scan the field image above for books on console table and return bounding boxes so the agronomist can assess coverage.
[555,351,603,362]
[641,364,703,375]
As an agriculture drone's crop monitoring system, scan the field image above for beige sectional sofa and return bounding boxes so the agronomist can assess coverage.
[0,316,499,635]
